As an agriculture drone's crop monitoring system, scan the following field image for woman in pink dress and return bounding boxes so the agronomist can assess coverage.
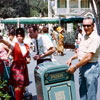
[0,35,11,79]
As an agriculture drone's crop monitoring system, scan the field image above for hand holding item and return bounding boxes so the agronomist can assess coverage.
[33,54,44,60]
[66,65,77,74]
[66,58,72,66]
[33,54,40,60]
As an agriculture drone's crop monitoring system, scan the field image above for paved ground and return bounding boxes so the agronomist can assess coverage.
[27,49,100,100]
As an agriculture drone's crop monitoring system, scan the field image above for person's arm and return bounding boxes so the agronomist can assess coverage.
[66,53,78,66]
[0,39,11,48]
[40,47,55,58]
[33,47,55,60]
[67,52,94,74]
[4,45,12,59]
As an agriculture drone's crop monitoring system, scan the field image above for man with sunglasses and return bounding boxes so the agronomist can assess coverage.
[66,17,100,100]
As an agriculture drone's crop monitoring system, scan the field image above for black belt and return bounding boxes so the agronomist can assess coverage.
[37,58,51,65]
[88,62,98,63]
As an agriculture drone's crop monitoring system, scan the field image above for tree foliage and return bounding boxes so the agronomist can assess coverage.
[0,0,30,18]
[29,0,48,17]
[0,78,11,100]
[0,0,48,18]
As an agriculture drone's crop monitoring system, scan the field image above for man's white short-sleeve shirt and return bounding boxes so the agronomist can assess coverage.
[78,31,100,62]
[37,34,54,59]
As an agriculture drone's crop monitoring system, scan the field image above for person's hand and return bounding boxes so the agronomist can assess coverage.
[33,55,40,60]
[66,58,72,66]
[1,56,8,61]
[26,57,31,64]
[67,65,76,74]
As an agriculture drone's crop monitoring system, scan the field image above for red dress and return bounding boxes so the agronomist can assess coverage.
[9,43,30,88]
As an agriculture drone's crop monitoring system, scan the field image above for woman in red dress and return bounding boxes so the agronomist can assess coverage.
[0,28,31,100]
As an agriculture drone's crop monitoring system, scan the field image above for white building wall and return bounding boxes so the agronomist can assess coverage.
[54,0,91,16]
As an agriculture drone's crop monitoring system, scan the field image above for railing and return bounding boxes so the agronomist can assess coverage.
[70,8,91,14]
[55,7,92,15]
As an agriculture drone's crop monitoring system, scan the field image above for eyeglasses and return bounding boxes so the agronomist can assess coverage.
[83,24,93,27]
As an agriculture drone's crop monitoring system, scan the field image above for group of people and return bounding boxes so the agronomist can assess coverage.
[0,25,56,100]
[52,26,64,56]
[0,16,100,100]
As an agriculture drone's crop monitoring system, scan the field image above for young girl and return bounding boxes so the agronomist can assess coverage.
[0,28,31,100]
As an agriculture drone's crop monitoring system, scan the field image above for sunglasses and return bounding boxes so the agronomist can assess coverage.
[83,24,93,27]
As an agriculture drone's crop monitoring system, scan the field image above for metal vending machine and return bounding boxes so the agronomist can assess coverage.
[34,62,76,100]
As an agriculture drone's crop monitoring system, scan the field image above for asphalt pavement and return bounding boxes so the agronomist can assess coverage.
[27,49,100,100]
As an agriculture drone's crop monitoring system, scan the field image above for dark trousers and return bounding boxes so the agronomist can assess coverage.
[37,59,51,65]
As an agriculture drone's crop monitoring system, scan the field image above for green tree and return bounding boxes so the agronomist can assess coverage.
[0,0,48,18]
[29,0,48,17]
[0,0,30,18]
[0,77,11,100]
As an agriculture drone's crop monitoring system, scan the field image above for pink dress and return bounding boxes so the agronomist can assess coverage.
[0,43,7,60]
[0,43,8,78]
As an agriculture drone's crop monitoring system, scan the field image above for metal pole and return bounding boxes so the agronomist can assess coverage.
[48,0,52,34]
[90,0,100,35]
[48,0,52,17]
[17,19,20,28]
[58,15,61,26]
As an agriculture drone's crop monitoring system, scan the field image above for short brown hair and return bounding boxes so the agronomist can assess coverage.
[42,27,48,33]
[9,29,16,36]
[32,25,39,32]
